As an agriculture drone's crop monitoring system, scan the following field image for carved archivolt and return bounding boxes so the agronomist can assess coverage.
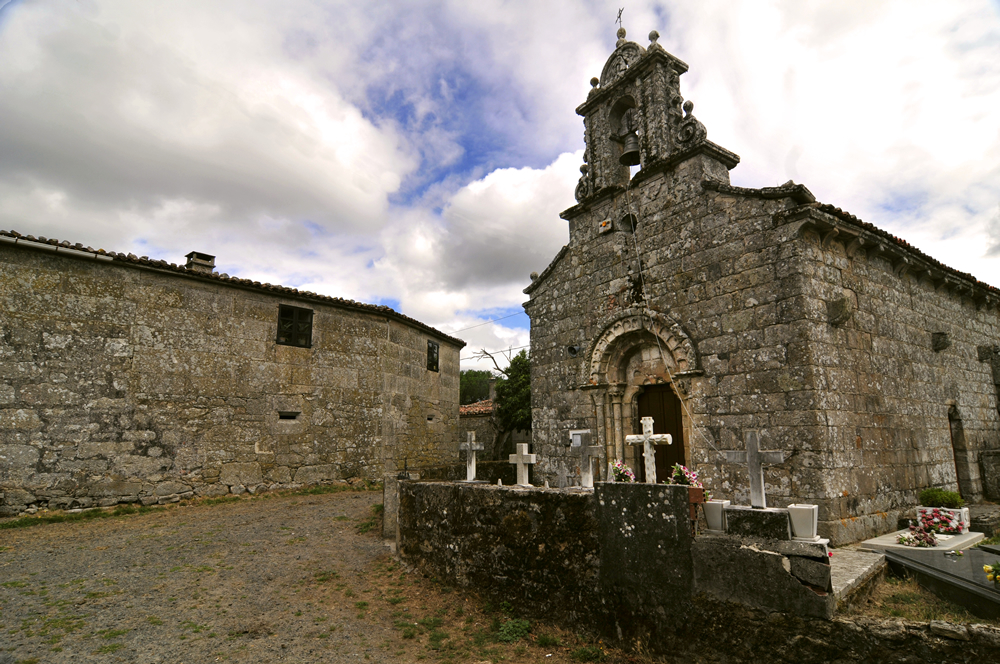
[588,308,698,384]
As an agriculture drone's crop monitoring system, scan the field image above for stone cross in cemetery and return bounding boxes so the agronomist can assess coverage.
[723,431,788,508]
[570,430,602,488]
[508,443,537,486]
[459,431,484,482]
[624,416,672,484]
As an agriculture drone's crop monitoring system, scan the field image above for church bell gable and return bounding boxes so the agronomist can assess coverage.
[572,28,739,206]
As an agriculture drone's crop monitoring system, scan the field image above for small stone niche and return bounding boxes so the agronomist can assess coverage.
[826,296,854,326]
[932,332,951,352]
[278,411,300,420]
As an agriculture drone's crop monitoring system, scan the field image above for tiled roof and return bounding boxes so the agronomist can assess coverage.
[459,399,494,416]
[702,181,999,295]
[0,229,466,347]
[805,202,1000,294]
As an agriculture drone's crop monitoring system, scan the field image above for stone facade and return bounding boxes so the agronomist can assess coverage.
[0,231,463,515]
[525,28,1000,544]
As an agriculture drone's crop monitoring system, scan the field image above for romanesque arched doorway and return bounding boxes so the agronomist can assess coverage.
[584,309,700,474]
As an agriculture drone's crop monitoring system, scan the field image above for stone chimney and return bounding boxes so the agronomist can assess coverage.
[185,251,216,274]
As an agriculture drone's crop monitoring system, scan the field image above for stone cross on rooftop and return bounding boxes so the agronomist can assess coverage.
[459,431,484,482]
[571,430,601,488]
[723,431,788,508]
[625,416,671,484]
[508,443,536,487]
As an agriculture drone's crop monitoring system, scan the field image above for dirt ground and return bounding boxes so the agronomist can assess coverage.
[0,488,631,664]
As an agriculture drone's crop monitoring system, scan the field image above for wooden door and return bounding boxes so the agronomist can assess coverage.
[636,385,685,482]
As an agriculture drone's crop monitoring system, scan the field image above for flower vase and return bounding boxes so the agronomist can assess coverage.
[788,504,820,541]
[703,499,730,532]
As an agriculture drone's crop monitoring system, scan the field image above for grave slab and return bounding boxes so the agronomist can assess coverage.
[859,529,983,553]
[883,547,1000,620]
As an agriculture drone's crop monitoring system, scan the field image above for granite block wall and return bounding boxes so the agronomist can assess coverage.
[0,241,462,515]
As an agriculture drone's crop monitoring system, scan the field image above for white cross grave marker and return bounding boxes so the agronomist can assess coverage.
[723,431,788,508]
[570,430,601,488]
[459,431,484,482]
[508,443,536,487]
[624,416,672,484]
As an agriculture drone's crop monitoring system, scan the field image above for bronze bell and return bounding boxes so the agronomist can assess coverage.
[619,131,640,166]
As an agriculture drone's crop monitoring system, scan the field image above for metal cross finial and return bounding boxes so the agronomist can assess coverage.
[616,8,624,29]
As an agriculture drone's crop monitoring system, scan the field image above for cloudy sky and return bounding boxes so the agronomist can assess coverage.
[1,1,999,372]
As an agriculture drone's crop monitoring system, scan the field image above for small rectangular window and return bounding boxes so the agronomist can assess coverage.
[277,305,313,348]
[427,340,439,372]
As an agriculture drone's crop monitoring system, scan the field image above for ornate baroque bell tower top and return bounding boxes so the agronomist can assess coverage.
[572,28,740,207]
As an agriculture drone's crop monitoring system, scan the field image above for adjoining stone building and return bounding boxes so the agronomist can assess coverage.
[525,28,1000,544]
[0,230,463,515]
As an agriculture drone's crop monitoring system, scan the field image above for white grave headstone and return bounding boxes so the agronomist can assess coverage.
[624,416,672,484]
[570,430,601,489]
[723,431,788,508]
[459,431,484,482]
[508,443,537,487]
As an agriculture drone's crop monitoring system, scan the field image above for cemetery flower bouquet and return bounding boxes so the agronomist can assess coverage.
[984,562,1000,590]
[612,460,635,483]
[896,522,938,548]
[667,463,703,488]
[918,507,965,535]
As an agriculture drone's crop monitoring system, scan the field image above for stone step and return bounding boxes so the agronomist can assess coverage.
[831,549,886,611]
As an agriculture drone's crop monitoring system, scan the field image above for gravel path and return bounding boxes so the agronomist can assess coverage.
[0,490,401,663]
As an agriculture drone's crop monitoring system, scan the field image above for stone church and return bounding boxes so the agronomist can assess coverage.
[525,28,1000,544]
[0,231,463,515]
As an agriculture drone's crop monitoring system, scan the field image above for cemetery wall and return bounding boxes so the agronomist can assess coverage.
[0,236,463,516]
[399,481,1000,661]
[397,481,601,625]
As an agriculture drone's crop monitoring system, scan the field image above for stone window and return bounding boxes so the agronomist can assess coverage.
[276,305,313,348]
[427,340,440,372]
[617,214,638,233]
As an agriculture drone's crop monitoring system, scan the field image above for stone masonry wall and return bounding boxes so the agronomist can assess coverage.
[527,151,1000,544]
[0,242,460,515]
[794,223,1000,540]
[526,156,827,519]
[398,481,1000,661]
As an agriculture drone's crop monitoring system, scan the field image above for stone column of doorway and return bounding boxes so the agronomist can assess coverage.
[610,386,625,463]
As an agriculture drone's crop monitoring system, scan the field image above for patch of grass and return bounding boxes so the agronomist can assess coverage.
[356,504,383,534]
[355,601,369,611]
[0,504,163,530]
[147,616,164,625]
[402,627,417,639]
[314,570,339,583]
[1,580,28,588]
[537,633,561,647]
[496,618,530,643]
[428,629,449,650]
[846,573,999,625]
[418,617,443,630]
[94,643,125,654]
[201,496,241,506]
[388,596,405,605]
[977,534,1000,546]
[570,645,606,662]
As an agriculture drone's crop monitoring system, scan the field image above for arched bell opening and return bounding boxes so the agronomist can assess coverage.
[608,96,640,179]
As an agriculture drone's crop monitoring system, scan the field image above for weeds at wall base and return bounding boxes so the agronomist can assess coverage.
[0,480,383,531]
